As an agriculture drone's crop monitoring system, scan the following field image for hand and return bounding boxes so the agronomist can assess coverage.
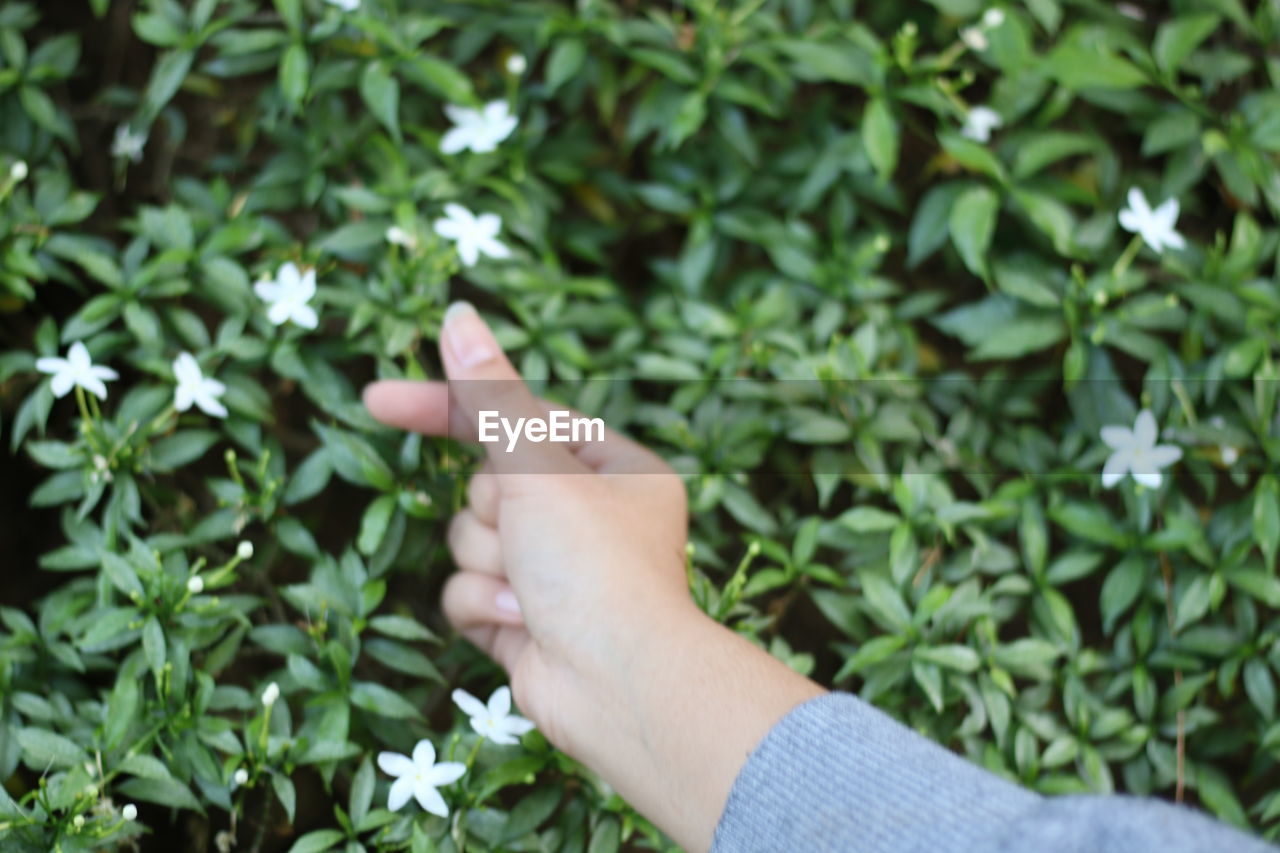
[363,301,691,750]
[363,302,823,852]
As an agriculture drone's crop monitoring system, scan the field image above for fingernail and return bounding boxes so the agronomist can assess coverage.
[495,589,522,615]
[442,301,496,369]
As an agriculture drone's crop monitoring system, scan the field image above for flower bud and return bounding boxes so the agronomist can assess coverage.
[506,53,527,75]
[187,576,204,594]
[10,161,27,181]
[122,804,138,821]
[261,681,280,706]
[237,540,254,560]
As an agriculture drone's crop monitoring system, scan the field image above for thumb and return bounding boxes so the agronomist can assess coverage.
[440,302,585,476]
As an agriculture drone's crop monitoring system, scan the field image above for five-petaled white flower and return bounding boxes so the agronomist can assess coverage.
[172,352,228,418]
[112,124,147,163]
[440,101,518,155]
[36,342,118,400]
[452,686,535,746]
[433,204,511,267]
[377,739,466,816]
[1100,409,1182,489]
[254,262,319,329]
[961,106,1003,143]
[1118,187,1186,254]
[325,0,359,10]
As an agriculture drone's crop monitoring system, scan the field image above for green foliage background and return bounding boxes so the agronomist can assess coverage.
[2,0,1280,850]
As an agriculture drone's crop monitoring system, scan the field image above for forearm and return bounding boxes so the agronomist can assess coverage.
[556,600,824,852]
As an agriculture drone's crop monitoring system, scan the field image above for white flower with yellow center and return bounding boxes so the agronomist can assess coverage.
[440,101,518,154]
[1100,410,1182,489]
[452,686,535,745]
[433,204,511,267]
[377,739,466,815]
[36,342,118,400]
[172,352,228,418]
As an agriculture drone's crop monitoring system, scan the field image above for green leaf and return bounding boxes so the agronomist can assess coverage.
[367,614,438,643]
[1173,574,1213,631]
[349,681,422,719]
[349,757,375,827]
[273,773,297,823]
[587,816,621,853]
[838,507,900,533]
[101,552,144,598]
[279,42,309,111]
[1154,14,1220,73]
[1100,555,1145,630]
[546,39,587,93]
[361,60,400,139]
[1252,478,1280,569]
[17,727,88,769]
[1045,39,1146,90]
[1244,659,1276,719]
[117,776,204,812]
[949,185,999,278]
[142,49,195,120]
[149,430,220,471]
[862,98,898,182]
[914,644,980,673]
[286,829,345,853]
[858,571,912,633]
[357,494,398,556]
[1049,502,1129,548]
[142,616,166,676]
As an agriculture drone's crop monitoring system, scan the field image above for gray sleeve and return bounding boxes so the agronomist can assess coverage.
[710,692,1275,853]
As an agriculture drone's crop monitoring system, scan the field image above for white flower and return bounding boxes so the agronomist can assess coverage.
[961,26,988,51]
[506,54,527,75]
[10,161,27,181]
[961,106,1003,143]
[1100,409,1183,488]
[172,352,228,418]
[187,576,204,594]
[325,0,359,9]
[440,101,518,155]
[385,225,417,249]
[254,262,319,329]
[232,768,249,787]
[122,804,138,821]
[433,204,511,267]
[237,540,254,560]
[261,682,279,706]
[452,686,535,746]
[982,8,1005,27]
[36,342,119,400]
[376,739,466,816]
[112,125,147,163]
[1118,187,1186,254]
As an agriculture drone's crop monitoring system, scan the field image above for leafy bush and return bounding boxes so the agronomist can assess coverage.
[2,0,1279,850]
